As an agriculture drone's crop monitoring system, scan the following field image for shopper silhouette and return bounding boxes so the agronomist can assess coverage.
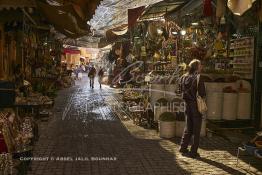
[88,65,96,89]
[179,59,206,158]
[98,67,104,89]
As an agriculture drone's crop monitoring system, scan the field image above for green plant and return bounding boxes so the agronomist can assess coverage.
[159,112,176,122]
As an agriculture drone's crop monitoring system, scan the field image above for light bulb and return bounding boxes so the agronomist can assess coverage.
[180,30,186,36]
[157,28,163,35]
[191,22,198,26]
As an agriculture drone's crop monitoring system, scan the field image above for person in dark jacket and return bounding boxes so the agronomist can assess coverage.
[98,67,104,89]
[179,59,206,158]
[88,65,96,89]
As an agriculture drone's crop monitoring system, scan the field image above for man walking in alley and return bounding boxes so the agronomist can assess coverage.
[98,67,104,89]
[88,65,96,89]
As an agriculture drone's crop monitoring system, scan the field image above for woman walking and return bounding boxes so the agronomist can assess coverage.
[179,59,206,158]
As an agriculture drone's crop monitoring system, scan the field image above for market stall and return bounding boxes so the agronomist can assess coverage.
[164,0,260,130]
[115,0,262,138]
[0,4,76,173]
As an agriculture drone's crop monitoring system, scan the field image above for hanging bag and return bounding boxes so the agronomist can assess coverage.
[196,75,208,114]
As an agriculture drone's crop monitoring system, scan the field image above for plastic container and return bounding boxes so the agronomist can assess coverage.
[222,93,238,120]
[237,93,251,119]
[205,82,223,93]
[159,121,176,138]
[175,121,185,137]
[174,120,206,137]
[206,92,223,120]
[150,84,165,105]
[165,84,177,101]
[201,120,206,137]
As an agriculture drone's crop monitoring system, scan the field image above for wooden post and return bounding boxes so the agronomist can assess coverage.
[253,22,262,129]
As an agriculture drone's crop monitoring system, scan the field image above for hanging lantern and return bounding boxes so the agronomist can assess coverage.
[203,0,213,17]
[227,0,255,16]
[220,16,226,24]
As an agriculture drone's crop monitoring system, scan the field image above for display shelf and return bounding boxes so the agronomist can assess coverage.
[229,54,253,57]
[230,45,253,49]
[230,37,254,41]
[232,63,250,65]
[230,37,254,79]
[234,71,252,73]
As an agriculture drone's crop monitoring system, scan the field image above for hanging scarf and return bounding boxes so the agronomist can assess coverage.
[216,0,226,18]
[203,0,213,17]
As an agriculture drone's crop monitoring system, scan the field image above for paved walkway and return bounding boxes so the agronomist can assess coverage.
[28,76,262,175]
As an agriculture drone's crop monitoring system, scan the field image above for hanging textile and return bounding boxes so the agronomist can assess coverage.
[0,134,8,153]
[216,0,226,17]
[203,0,213,17]
[128,6,145,29]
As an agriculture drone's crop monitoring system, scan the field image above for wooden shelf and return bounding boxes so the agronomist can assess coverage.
[231,63,250,65]
[230,37,253,42]
[229,54,253,57]
[234,71,251,74]
[230,45,253,49]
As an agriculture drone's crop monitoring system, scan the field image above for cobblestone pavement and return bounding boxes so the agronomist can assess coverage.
[28,76,262,175]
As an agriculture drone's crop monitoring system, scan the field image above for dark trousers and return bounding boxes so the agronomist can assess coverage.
[180,102,202,154]
[89,77,94,88]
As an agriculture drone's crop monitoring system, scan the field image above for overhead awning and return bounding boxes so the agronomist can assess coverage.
[139,0,188,20]
[90,0,163,33]
[37,1,90,38]
[106,24,129,43]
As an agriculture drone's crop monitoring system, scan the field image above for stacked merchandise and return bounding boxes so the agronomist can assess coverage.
[0,110,35,173]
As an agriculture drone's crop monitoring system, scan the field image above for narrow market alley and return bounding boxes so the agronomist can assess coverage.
[1,1,262,174]
[26,75,262,175]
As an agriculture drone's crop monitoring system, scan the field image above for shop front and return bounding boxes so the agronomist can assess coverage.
[112,0,262,146]
[0,4,76,173]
